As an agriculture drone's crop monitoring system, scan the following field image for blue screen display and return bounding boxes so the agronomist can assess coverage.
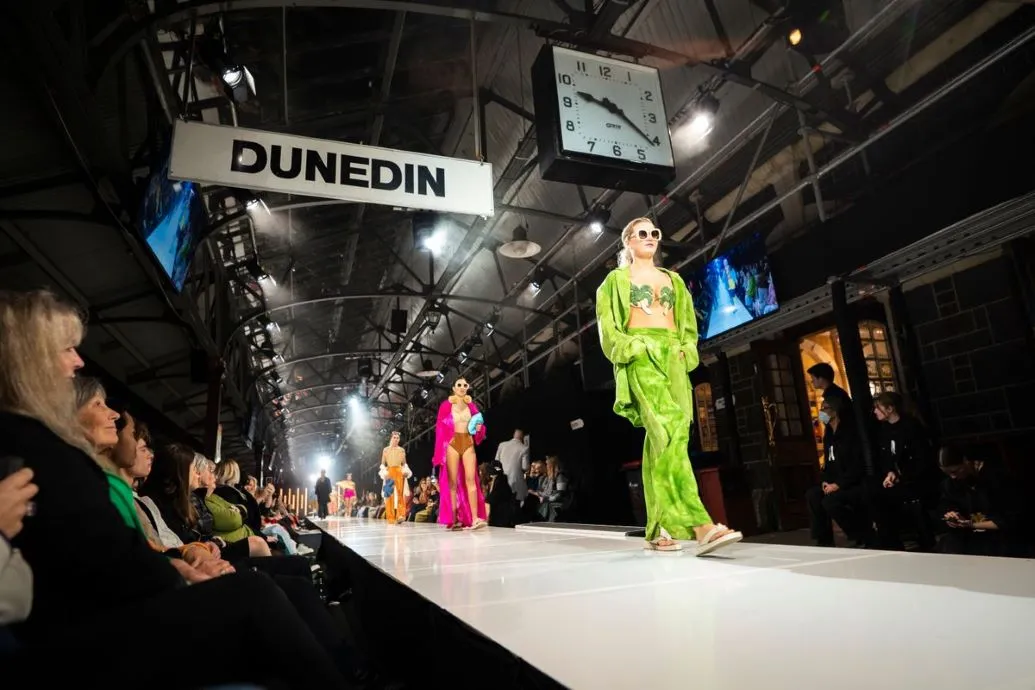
[138,155,202,292]
[685,233,779,340]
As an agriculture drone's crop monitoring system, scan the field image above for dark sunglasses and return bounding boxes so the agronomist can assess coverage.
[634,227,662,241]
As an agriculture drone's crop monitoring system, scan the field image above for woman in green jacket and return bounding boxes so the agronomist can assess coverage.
[196,456,255,544]
[596,217,742,556]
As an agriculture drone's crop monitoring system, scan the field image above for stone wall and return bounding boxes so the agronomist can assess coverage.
[904,254,1035,441]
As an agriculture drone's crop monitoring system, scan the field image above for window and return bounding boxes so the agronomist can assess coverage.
[859,321,897,395]
[694,383,719,452]
[766,353,804,438]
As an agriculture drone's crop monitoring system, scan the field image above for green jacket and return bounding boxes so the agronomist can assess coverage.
[105,471,143,533]
[204,492,255,543]
[595,266,700,428]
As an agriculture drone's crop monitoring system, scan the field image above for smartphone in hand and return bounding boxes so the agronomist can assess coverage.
[0,455,25,479]
[0,455,36,517]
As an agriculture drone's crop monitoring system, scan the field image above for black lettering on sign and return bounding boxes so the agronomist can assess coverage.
[230,139,266,174]
[270,145,302,179]
[305,150,336,183]
[417,166,445,197]
[371,159,402,190]
[340,155,369,188]
[404,163,415,194]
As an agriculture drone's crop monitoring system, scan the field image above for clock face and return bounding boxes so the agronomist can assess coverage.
[551,46,674,169]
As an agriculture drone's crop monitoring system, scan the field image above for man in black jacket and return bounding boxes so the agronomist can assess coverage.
[315,469,332,519]
[805,395,874,547]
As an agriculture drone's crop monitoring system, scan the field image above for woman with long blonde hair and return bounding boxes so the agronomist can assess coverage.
[0,289,349,686]
[596,219,742,555]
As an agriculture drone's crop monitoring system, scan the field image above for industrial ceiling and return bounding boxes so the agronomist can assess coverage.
[1,0,1032,478]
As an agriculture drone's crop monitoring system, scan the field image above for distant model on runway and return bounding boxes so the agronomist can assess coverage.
[380,431,412,524]
[338,473,357,516]
[433,378,488,531]
[596,217,742,556]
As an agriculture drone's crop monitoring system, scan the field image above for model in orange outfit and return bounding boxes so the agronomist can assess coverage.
[380,431,412,524]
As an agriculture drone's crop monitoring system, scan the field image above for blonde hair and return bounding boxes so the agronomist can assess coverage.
[0,290,98,461]
[215,458,241,486]
[617,217,657,267]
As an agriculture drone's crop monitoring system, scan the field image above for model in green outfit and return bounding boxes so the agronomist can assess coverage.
[597,217,743,556]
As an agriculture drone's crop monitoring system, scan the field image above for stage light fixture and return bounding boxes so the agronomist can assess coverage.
[688,93,720,139]
[587,208,611,233]
[426,308,442,332]
[788,28,803,46]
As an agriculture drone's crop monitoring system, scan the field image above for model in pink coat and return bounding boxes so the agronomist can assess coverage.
[432,377,488,530]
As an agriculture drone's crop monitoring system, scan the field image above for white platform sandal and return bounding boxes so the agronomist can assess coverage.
[695,524,743,557]
[644,527,683,552]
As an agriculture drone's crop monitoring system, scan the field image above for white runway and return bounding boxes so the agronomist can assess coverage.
[318,518,1035,690]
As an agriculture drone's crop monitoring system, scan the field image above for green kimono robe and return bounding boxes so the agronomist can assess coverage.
[595,266,700,428]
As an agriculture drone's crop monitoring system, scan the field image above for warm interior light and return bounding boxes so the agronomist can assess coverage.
[788,28,803,46]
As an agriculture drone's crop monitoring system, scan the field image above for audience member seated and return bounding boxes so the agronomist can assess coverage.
[870,392,939,550]
[74,378,236,581]
[536,456,572,523]
[0,462,35,650]
[141,443,265,560]
[0,288,347,686]
[408,476,431,521]
[806,395,874,547]
[215,461,264,531]
[198,455,266,547]
[936,446,1025,557]
[523,460,545,522]
[413,480,439,523]
[246,477,311,555]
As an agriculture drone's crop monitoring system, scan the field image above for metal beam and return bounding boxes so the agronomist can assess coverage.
[91,0,573,87]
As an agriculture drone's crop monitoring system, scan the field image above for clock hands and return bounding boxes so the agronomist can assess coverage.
[575,91,657,147]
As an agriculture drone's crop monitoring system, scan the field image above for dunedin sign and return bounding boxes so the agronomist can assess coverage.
[169,121,494,217]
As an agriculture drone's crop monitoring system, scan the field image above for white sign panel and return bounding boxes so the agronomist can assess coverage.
[169,120,495,217]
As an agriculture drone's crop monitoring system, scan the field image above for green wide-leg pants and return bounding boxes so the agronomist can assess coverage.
[627,328,712,541]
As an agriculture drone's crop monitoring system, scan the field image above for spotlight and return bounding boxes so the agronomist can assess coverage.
[528,268,546,296]
[413,212,443,254]
[587,208,611,234]
[485,308,500,336]
[420,387,430,400]
[788,28,803,46]
[422,231,445,254]
[457,349,469,365]
[426,309,442,332]
[687,93,720,139]
[222,66,244,88]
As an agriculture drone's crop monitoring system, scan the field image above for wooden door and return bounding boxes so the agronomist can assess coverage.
[753,341,819,531]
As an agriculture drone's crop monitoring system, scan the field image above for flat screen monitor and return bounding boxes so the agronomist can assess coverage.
[685,233,779,340]
[138,152,203,292]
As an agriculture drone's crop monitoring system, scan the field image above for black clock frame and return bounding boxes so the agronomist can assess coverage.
[531,44,676,195]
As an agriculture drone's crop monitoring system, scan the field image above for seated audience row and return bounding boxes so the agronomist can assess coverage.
[0,288,362,687]
[806,366,1026,556]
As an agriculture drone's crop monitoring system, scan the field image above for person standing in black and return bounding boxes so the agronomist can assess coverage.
[870,392,937,550]
[807,362,853,431]
[805,395,873,547]
[315,469,332,519]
